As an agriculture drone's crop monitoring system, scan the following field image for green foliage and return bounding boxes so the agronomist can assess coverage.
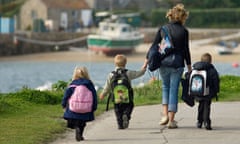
[0,88,65,144]
[134,80,162,105]
[0,0,25,17]
[151,8,240,28]
[8,88,62,105]
[186,8,240,28]
[218,75,240,101]
[52,80,69,91]
[0,103,65,144]
[0,75,240,144]
[182,0,240,8]
[0,94,14,113]
[151,9,168,26]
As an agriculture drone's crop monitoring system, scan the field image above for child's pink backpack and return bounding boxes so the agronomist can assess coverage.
[68,85,93,113]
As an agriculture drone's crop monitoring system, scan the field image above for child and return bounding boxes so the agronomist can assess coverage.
[192,53,220,130]
[99,54,146,129]
[62,66,97,141]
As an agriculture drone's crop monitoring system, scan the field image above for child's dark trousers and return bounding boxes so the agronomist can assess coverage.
[114,102,134,129]
[197,99,212,125]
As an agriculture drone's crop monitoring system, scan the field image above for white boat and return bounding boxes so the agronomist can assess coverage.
[87,20,144,56]
[217,41,238,55]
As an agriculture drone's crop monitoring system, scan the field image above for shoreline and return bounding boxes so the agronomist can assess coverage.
[0,43,240,64]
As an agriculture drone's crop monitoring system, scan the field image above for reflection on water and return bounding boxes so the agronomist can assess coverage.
[0,61,239,93]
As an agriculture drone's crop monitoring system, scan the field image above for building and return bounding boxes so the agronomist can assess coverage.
[19,0,92,32]
[85,0,159,12]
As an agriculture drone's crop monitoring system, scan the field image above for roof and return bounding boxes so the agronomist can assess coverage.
[41,0,90,9]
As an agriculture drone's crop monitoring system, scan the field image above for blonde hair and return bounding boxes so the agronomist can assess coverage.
[72,66,90,80]
[114,54,127,67]
[201,53,212,63]
[166,3,189,25]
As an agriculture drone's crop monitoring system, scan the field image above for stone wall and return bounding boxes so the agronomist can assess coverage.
[0,32,88,56]
[1,28,230,56]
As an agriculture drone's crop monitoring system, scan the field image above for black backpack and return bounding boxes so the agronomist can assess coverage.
[106,68,133,110]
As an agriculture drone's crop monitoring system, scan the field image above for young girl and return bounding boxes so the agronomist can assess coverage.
[62,66,97,141]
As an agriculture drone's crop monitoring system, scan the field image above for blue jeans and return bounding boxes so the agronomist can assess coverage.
[160,67,184,112]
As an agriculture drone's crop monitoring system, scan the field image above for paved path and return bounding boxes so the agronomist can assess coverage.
[50,102,240,144]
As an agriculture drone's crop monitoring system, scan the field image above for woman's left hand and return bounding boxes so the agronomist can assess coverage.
[142,59,148,70]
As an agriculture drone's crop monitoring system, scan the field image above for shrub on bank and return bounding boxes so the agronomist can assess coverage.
[151,8,240,28]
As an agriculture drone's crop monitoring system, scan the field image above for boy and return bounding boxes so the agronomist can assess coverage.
[99,54,146,129]
[191,53,220,130]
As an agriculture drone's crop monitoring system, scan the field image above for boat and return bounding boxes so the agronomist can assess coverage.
[87,20,144,56]
[217,41,238,55]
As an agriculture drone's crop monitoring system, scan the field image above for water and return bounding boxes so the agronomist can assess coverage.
[0,61,239,93]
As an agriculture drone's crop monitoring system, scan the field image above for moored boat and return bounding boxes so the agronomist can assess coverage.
[217,41,238,55]
[87,20,144,56]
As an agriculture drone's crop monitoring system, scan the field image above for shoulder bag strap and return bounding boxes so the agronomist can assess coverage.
[162,25,175,49]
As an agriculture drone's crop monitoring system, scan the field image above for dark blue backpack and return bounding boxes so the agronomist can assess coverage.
[147,44,162,72]
[147,25,174,72]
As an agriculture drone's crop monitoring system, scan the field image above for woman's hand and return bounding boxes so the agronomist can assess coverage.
[187,65,192,73]
[142,59,148,70]
[99,93,105,100]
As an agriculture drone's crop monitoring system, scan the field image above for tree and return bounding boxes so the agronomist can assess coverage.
[0,0,25,17]
[182,0,240,8]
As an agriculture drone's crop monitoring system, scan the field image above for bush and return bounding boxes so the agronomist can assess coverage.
[134,80,162,105]
[52,80,69,91]
[9,88,63,105]
[151,8,240,28]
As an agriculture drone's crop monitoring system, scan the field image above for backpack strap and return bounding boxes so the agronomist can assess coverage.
[69,84,77,88]
[114,68,131,88]
[106,70,120,111]
[110,68,129,85]
[161,25,175,49]
[68,85,77,96]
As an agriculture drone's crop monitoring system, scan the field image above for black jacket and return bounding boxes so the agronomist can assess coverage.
[192,62,220,100]
[147,21,191,68]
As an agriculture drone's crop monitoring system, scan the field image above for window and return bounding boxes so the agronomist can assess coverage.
[31,10,38,19]
[122,27,128,32]
[110,26,115,31]
[103,25,108,31]
[72,11,78,18]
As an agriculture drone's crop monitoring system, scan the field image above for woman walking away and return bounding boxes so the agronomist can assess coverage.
[143,3,192,129]
[62,66,98,141]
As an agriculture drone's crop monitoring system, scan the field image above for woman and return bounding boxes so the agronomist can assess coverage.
[62,66,98,141]
[143,3,192,129]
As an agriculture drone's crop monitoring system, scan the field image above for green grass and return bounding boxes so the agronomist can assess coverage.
[0,75,239,144]
[217,75,240,101]
[0,95,65,144]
